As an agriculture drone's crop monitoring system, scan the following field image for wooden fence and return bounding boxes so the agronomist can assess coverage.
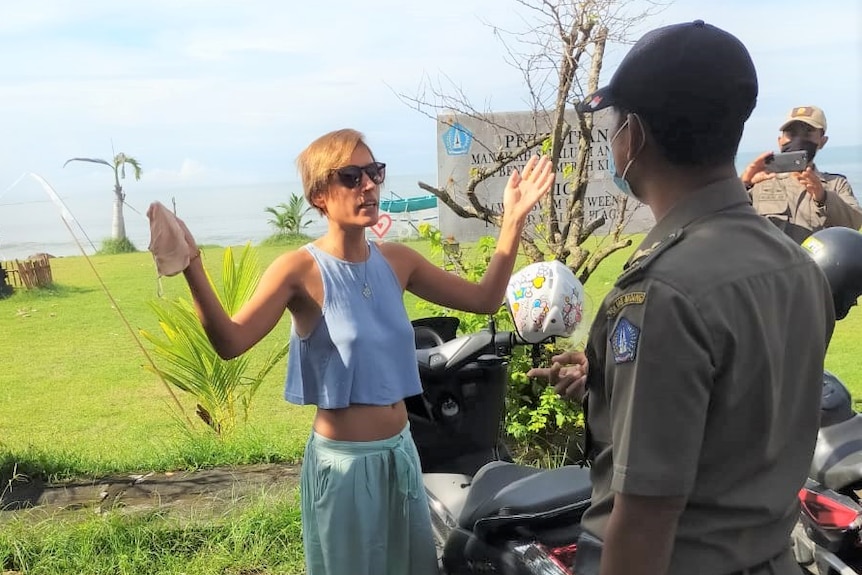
[1,255,53,290]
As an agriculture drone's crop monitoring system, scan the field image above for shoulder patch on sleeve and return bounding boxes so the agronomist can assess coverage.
[820,171,848,181]
[616,229,684,289]
[606,291,646,318]
[611,317,640,364]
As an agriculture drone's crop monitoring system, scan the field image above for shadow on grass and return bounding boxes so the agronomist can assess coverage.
[0,450,75,487]
[0,451,67,510]
[0,428,305,512]
[2,282,96,301]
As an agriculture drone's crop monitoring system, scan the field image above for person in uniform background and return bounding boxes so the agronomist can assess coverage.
[529,21,835,575]
[741,105,862,243]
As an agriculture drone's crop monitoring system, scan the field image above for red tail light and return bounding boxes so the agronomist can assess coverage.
[546,542,578,571]
[514,542,576,574]
[799,487,861,530]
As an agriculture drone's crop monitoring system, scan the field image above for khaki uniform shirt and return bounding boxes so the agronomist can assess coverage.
[749,167,862,244]
[581,178,835,574]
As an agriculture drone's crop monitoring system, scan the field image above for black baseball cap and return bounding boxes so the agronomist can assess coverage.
[576,20,758,124]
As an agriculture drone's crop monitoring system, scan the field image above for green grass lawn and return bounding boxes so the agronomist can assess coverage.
[1,235,860,575]
[1,243,312,478]
[1,487,307,575]
[1,235,860,479]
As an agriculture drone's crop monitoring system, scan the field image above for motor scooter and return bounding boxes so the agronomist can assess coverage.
[407,316,592,574]
[407,309,862,574]
[409,315,862,575]
[407,243,862,574]
[792,226,862,574]
[793,370,862,574]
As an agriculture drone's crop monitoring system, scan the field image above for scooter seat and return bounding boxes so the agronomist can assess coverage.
[458,461,592,529]
[811,414,862,491]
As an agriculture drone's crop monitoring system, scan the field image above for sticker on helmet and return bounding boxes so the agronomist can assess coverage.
[612,317,640,364]
[801,236,825,257]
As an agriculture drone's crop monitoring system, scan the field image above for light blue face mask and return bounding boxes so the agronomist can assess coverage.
[608,116,643,200]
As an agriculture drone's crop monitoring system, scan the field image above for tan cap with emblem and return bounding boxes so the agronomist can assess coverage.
[779,105,827,132]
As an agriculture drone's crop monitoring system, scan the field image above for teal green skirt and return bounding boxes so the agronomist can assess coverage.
[300,423,438,575]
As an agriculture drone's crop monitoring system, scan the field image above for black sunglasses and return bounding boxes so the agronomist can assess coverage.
[333,162,386,189]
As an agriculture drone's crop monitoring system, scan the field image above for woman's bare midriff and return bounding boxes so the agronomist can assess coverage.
[313,402,408,442]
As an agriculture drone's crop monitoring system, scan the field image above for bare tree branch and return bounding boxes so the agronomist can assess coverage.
[579,237,632,284]
[394,0,667,284]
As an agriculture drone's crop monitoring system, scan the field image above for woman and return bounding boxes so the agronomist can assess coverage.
[173,129,554,575]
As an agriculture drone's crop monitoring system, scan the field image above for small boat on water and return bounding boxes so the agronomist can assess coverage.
[379,194,438,213]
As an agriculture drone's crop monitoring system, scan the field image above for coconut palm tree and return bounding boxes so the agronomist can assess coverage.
[64,152,143,241]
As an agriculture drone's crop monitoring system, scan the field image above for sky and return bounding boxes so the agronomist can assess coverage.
[0,0,859,199]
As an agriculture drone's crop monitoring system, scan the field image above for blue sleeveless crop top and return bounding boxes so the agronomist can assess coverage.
[284,241,422,408]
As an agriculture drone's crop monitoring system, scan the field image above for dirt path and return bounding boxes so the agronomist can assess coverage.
[1,463,302,520]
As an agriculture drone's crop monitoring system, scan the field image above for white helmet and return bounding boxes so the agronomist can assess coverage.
[506,260,586,344]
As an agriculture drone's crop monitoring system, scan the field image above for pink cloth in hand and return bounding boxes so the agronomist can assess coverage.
[146,201,192,277]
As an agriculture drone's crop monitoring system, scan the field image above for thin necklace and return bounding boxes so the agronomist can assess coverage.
[361,243,372,298]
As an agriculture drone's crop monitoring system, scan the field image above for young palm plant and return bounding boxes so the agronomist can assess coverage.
[264,194,313,236]
[140,244,288,436]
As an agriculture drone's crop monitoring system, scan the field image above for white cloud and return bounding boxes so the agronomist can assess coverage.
[145,158,211,185]
[0,0,858,193]
[653,0,861,148]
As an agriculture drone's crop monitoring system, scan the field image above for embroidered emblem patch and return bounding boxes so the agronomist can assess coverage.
[606,291,646,318]
[611,317,640,364]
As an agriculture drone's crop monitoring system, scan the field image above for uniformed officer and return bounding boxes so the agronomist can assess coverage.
[742,105,862,244]
[529,20,835,575]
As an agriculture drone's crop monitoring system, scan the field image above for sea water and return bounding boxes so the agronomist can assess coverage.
[1,146,859,262]
[0,174,437,261]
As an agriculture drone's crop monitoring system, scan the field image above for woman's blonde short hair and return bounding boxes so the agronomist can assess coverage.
[296,129,372,214]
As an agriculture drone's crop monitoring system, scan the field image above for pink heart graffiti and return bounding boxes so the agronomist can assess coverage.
[371,213,392,238]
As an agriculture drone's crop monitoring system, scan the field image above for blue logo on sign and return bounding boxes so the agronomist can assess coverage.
[442,123,473,156]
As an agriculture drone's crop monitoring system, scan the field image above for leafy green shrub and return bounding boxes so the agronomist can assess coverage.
[415,224,583,466]
[98,237,138,254]
[260,232,312,246]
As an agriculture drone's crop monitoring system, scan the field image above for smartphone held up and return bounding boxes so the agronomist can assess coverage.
[764,150,809,173]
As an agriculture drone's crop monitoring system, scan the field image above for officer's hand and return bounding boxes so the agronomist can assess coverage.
[527,351,589,402]
[792,167,826,203]
[741,151,777,188]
